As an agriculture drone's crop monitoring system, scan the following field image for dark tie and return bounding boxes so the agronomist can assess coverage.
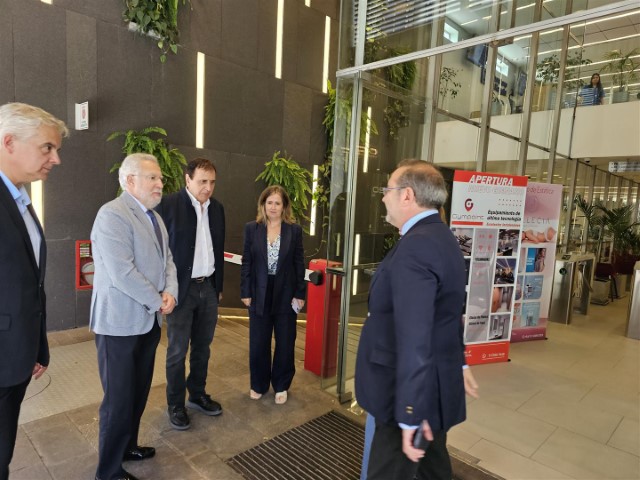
[146,210,163,255]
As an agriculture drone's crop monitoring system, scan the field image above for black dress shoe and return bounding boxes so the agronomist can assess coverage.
[168,404,191,430]
[186,394,222,416]
[123,445,156,461]
[95,469,139,480]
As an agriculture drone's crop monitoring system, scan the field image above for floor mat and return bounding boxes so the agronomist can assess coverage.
[226,410,503,480]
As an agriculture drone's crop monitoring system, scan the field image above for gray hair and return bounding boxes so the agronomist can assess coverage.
[396,159,448,209]
[0,102,69,144]
[118,153,158,189]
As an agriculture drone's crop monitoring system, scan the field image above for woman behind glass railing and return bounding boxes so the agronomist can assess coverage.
[578,73,605,106]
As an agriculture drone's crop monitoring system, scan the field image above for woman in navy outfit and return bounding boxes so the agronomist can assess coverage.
[240,185,306,404]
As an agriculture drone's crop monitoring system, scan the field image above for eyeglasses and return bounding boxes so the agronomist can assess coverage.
[382,186,405,195]
[131,174,167,185]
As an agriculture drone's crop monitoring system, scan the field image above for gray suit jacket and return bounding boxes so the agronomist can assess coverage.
[89,191,178,336]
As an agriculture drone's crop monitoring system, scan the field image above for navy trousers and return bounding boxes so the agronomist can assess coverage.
[95,322,160,480]
[0,376,30,480]
[249,276,297,394]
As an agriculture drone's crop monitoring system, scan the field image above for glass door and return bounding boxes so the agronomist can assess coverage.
[322,67,427,400]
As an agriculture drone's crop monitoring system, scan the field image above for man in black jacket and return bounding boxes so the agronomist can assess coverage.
[156,158,225,430]
[0,103,67,480]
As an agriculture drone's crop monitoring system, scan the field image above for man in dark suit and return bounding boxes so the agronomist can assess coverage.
[0,102,67,480]
[355,160,469,480]
[91,153,178,480]
[156,158,225,430]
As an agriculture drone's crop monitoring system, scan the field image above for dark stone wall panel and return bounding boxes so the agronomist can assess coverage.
[51,0,122,26]
[46,133,104,242]
[66,11,98,132]
[311,0,339,19]
[241,72,284,157]
[13,1,67,123]
[206,57,245,153]
[151,50,197,147]
[181,0,222,59]
[45,239,76,332]
[257,0,277,76]
[207,59,283,157]
[310,91,329,168]
[281,0,299,82]
[96,21,153,135]
[0,10,14,104]
[282,82,312,163]
[220,0,259,69]
[296,6,325,90]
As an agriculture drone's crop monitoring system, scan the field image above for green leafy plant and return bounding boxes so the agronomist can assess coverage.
[256,151,313,227]
[596,203,640,259]
[438,67,461,109]
[108,126,187,195]
[364,39,417,140]
[123,0,190,62]
[574,193,603,242]
[536,51,592,89]
[601,48,640,92]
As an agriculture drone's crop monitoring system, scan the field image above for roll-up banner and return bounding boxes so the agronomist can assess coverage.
[449,171,527,365]
[511,182,563,342]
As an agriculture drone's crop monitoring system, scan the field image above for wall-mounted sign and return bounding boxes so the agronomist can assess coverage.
[75,102,89,130]
[609,161,640,173]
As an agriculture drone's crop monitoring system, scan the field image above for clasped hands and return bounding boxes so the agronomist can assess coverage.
[159,291,176,315]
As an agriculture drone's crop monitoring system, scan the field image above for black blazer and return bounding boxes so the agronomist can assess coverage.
[156,188,225,307]
[355,215,467,430]
[240,221,306,316]
[0,179,49,387]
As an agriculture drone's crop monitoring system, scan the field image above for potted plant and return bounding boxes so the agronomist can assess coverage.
[536,51,591,108]
[108,126,187,195]
[596,203,640,294]
[123,0,190,62]
[601,48,640,103]
[256,151,313,229]
[574,193,604,255]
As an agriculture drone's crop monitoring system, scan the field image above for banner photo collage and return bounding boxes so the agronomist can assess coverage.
[511,183,563,342]
[450,170,527,365]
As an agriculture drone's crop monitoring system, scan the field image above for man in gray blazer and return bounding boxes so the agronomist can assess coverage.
[90,153,178,480]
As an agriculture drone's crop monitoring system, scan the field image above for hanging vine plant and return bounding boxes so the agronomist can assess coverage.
[123,0,191,62]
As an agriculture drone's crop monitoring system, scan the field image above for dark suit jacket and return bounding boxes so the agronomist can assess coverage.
[240,221,306,316]
[156,188,225,307]
[355,214,467,431]
[0,180,49,388]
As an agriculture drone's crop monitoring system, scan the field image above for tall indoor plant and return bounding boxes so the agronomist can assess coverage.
[256,151,313,228]
[108,126,187,195]
[601,48,640,103]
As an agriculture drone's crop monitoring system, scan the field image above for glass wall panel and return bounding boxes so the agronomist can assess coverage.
[607,174,620,207]
[438,49,484,119]
[486,131,520,175]
[525,146,551,182]
[593,167,607,203]
[571,161,592,248]
[325,69,429,394]
[620,179,631,206]
[552,157,574,250]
